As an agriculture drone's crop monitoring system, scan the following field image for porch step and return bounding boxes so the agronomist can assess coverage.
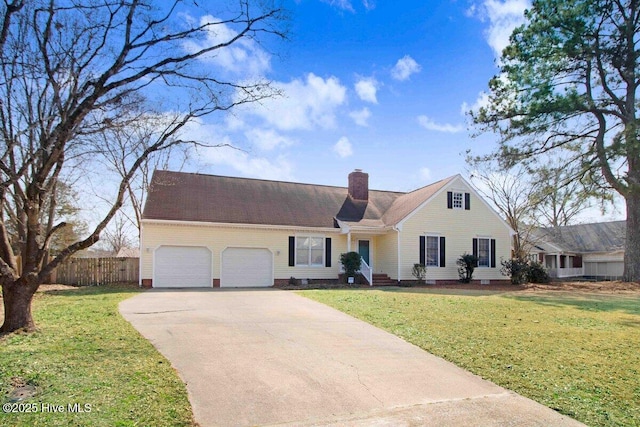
[372,274,396,286]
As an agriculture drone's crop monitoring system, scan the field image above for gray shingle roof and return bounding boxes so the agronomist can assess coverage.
[142,170,454,228]
[533,221,626,253]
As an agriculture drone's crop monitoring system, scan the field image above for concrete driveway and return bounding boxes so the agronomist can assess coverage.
[119,289,584,427]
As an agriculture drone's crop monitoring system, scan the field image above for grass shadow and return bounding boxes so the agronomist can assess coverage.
[376,285,520,297]
[509,293,640,316]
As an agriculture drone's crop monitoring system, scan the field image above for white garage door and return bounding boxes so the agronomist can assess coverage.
[154,246,212,288]
[221,248,272,287]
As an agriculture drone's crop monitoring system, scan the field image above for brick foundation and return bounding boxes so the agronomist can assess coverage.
[213,279,220,288]
[396,279,513,286]
[141,279,152,288]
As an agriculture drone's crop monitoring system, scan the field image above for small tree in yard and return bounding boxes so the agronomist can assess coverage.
[412,263,427,284]
[340,252,362,284]
[457,254,478,283]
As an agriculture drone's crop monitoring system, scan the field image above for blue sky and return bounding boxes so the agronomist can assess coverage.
[180,0,531,193]
[140,0,621,224]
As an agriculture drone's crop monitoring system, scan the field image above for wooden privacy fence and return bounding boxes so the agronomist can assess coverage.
[53,257,139,285]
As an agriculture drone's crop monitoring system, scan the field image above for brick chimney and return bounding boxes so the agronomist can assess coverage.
[348,169,368,201]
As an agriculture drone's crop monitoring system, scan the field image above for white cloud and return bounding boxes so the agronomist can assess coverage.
[321,0,375,11]
[362,0,376,10]
[244,128,295,151]
[419,167,432,181]
[184,15,271,76]
[474,0,530,58]
[461,92,490,116]
[181,119,294,181]
[333,137,353,158]
[355,77,379,104]
[242,73,347,131]
[417,115,464,133]
[349,107,371,127]
[204,144,294,180]
[391,55,422,81]
[322,0,354,12]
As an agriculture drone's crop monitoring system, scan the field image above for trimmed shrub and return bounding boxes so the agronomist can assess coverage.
[457,253,478,283]
[501,258,529,285]
[527,261,550,283]
[340,251,362,283]
[500,258,551,284]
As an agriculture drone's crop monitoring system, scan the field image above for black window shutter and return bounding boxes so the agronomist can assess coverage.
[288,236,295,267]
[447,191,453,209]
[419,236,426,265]
[325,238,332,267]
[490,239,496,268]
[439,236,446,267]
[465,193,471,210]
[472,238,478,267]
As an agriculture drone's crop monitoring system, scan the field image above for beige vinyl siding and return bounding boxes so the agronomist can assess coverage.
[398,178,511,281]
[375,231,399,279]
[141,222,346,284]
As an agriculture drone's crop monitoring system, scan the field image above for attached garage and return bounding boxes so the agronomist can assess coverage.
[154,246,212,288]
[221,248,273,287]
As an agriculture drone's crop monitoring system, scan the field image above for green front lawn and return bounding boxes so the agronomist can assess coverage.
[0,285,194,427]
[299,288,640,427]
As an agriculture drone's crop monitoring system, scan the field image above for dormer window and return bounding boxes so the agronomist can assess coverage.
[447,191,471,210]
[452,192,464,209]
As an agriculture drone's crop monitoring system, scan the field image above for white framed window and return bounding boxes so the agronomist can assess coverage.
[452,192,464,209]
[296,236,324,266]
[478,238,491,267]
[426,235,440,267]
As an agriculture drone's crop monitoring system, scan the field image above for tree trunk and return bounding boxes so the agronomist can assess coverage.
[623,191,640,282]
[1,281,39,333]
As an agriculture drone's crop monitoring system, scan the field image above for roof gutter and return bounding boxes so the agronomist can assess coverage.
[142,218,342,233]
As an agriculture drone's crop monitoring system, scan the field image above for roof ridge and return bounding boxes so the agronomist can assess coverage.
[400,174,458,195]
[154,169,406,194]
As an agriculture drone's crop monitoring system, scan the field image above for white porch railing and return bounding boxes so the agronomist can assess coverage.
[548,267,584,278]
[359,259,373,286]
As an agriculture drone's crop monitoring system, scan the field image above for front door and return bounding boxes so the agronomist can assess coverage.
[358,240,370,266]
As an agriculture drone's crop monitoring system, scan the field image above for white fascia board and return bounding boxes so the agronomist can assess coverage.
[141,218,342,234]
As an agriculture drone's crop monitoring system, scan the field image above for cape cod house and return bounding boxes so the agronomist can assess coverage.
[139,169,514,288]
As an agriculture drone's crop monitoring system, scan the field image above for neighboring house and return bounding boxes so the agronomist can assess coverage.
[528,221,626,280]
[139,169,514,288]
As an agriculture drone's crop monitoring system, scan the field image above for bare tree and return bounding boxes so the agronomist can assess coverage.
[95,112,192,235]
[467,156,538,259]
[101,213,134,255]
[0,0,286,333]
[529,159,613,227]
[467,152,606,260]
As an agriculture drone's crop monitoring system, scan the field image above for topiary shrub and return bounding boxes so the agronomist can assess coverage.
[340,251,362,284]
[412,263,427,284]
[457,253,478,283]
